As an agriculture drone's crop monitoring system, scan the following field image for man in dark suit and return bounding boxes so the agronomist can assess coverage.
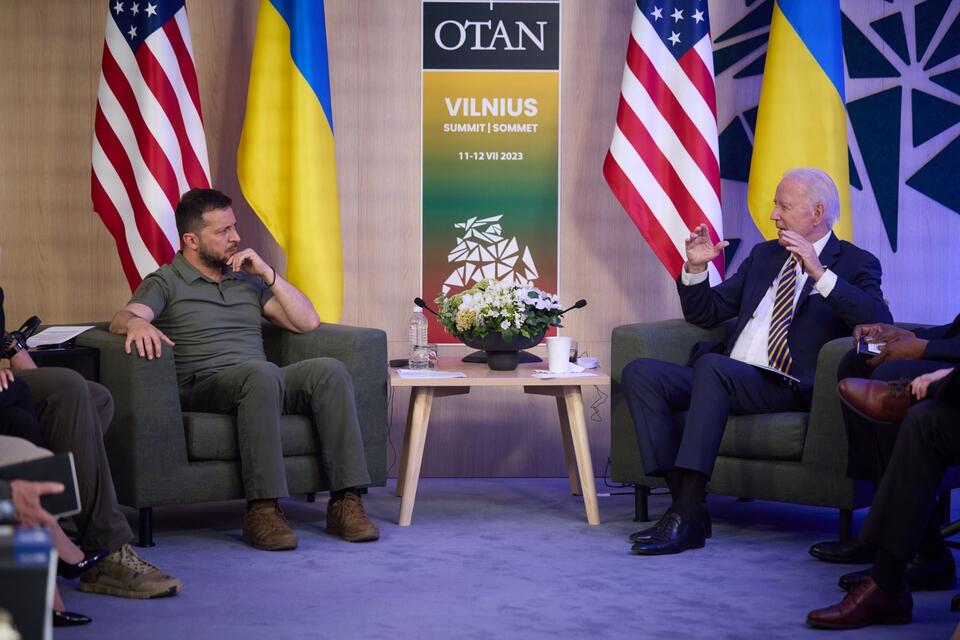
[807,367,958,629]
[808,314,960,586]
[621,168,891,555]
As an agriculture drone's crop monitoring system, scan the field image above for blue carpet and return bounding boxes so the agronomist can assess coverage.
[56,478,959,639]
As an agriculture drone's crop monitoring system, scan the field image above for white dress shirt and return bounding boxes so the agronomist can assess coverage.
[680,232,838,369]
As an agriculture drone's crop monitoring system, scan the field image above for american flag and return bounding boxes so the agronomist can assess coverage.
[603,0,724,282]
[92,0,210,289]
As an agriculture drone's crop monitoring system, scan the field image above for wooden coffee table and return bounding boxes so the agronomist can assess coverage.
[389,357,610,526]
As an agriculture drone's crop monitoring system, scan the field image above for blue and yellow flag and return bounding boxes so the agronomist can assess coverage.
[747,0,851,240]
[238,0,342,321]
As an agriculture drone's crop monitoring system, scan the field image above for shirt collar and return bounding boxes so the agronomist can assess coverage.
[812,230,833,257]
[171,252,235,284]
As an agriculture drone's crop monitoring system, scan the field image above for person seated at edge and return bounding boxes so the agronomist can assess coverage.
[620,167,892,556]
[0,435,102,626]
[808,313,960,586]
[109,188,378,551]
[2,288,181,598]
[807,367,957,629]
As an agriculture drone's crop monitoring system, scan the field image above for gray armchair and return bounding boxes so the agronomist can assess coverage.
[610,319,873,541]
[76,323,388,546]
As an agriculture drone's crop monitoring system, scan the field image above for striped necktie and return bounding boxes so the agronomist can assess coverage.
[768,256,800,374]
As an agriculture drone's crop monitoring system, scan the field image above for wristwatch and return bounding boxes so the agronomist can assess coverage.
[0,331,27,360]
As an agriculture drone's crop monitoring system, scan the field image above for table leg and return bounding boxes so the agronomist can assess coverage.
[562,386,600,525]
[395,391,417,498]
[398,387,434,526]
[555,396,581,496]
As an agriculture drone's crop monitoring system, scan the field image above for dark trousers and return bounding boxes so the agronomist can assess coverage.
[621,353,809,477]
[859,398,960,563]
[0,377,44,446]
[180,358,371,500]
[837,349,950,482]
[18,367,133,553]
[838,350,953,555]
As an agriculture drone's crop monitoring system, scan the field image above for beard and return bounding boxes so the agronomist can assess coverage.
[197,242,236,270]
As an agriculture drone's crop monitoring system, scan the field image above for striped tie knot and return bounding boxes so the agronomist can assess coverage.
[768,256,800,375]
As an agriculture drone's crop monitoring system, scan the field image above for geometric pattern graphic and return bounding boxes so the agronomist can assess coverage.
[848,87,902,249]
[441,215,539,295]
[713,0,960,252]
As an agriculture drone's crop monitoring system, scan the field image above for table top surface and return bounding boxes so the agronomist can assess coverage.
[389,356,610,387]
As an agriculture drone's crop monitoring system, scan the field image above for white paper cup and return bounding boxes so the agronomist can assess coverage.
[546,336,572,373]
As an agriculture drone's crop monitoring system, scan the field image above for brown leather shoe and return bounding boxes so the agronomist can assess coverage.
[838,378,912,423]
[243,501,298,551]
[326,492,380,542]
[807,577,912,629]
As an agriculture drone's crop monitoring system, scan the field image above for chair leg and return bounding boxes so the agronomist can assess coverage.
[137,507,155,548]
[305,493,316,503]
[839,508,853,543]
[634,485,650,522]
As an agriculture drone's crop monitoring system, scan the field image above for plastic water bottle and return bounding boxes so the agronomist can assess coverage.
[409,306,428,353]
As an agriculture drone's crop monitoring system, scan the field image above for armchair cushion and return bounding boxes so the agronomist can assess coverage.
[717,412,808,461]
[183,413,317,461]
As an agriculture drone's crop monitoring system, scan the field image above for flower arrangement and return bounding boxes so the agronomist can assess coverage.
[434,278,563,341]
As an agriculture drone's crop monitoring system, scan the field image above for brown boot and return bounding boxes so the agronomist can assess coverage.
[243,501,298,551]
[326,492,379,542]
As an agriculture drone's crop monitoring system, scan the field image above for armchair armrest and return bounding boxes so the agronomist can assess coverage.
[611,319,728,382]
[75,328,187,507]
[800,337,854,470]
[263,323,389,485]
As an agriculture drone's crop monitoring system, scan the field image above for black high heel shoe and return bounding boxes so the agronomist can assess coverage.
[53,610,92,627]
[58,548,109,580]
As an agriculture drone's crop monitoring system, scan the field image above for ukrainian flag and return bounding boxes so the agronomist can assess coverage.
[238,0,342,321]
[747,0,851,241]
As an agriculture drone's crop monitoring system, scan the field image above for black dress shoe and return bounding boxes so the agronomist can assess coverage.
[629,510,712,542]
[58,548,109,580]
[53,610,92,627]
[840,554,957,592]
[809,539,876,564]
[630,513,706,556]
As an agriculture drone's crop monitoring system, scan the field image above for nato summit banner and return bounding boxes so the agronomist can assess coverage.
[422,0,560,343]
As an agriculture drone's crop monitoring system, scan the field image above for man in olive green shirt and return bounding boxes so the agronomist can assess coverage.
[110,188,378,551]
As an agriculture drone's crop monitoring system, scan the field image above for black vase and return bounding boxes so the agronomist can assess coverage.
[461,332,545,371]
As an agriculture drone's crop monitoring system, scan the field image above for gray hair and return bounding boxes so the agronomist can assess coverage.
[782,167,840,228]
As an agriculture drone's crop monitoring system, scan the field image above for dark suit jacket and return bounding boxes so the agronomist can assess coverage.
[917,313,960,362]
[677,235,892,390]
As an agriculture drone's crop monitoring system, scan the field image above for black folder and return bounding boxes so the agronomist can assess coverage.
[0,452,81,518]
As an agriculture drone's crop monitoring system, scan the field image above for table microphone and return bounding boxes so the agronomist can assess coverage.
[558,299,587,315]
[413,297,440,317]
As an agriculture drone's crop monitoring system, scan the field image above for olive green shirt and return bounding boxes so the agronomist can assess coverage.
[129,252,274,387]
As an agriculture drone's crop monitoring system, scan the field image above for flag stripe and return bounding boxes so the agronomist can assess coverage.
[631,14,720,161]
[136,42,209,189]
[603,152,685,277]
[94,104,175,266]
[92,2,209,291]
[163,17,204,119]
[625,36,721,200]
[680,38,717,117]
[605,1,723,282]
[92,173,148,287]
[92,136,166,278]
[100,45,181,211]
[618,61,722,224]
[615,95,719,243]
